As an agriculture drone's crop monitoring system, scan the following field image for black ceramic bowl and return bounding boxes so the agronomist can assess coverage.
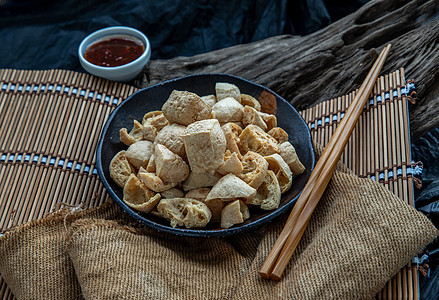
[96,73,315,237]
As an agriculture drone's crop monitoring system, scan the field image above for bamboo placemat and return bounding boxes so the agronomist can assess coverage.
[0,69,419,299]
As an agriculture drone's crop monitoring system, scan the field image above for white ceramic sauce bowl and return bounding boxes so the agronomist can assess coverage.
[78,26,151,82]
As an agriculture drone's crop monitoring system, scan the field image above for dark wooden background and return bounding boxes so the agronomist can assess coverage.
[135,0,439,141]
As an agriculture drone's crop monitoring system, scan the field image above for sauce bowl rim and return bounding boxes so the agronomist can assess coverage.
[78,26,151,71]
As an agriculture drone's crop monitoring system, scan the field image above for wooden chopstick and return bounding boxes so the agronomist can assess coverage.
[259,44,391,280]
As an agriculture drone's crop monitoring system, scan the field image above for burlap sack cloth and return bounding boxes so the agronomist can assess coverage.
[0,147,438,300]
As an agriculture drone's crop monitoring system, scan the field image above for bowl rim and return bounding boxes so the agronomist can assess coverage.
[96,73,315,237]
[78,26,151,71]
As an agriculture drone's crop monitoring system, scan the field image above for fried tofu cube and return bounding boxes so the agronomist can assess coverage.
[182,171,221,191]
[157,198,211,228]
[154,144,189,183]
[184,119,226,173]
[220,200,250,229]
[215,82,241,103]
[239,124,280,156]
[138,167,177,192]
[217,151,243,175]
[206,173,256,201]
[251,170,281,210]
[162,90,211,126]
[126,140,154,169]
[211,97,244,123]
[279,141,306,175]
[242,106,267,131]
[201,95,217,107]
[268,127,289,144]
[123,174,161,213]
[143,111,169,132]
[154,124,187,159]
[109,150,135,188]
[185,188,224,223]
[264,153,293,193]
[221,122,243,159]
[238,151,268,189]
[241,94,261,111]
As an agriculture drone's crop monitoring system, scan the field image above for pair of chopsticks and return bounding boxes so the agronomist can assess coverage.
[260,44,392,280]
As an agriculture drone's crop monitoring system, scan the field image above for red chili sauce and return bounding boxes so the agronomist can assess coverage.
[84,36,145,67]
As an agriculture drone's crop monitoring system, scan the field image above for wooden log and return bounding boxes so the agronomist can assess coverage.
[134,0,439,140]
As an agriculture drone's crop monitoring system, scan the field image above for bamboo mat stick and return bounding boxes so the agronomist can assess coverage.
[38,158,60,219]
[81,173,95,207]
[365,88,372,179]
[84,95,110,163]
[69,171,83,206]
[400,70,418,295]
[80,171,94,206]
[8,94,29,151]
[9,161,34,227]
[23,93,45,153]
[350,92,357,172]
[63,167,77,205]
[12,156,44,227]
[15,91,39,153]
[0,163,20,228]
[51,164,69,208]
[389,74,398,194]
[0,163,14,228]
[321,106,326,147]
[340,95,347,165]
[67,99,87,160]
[408,266,414,299]
[58,94,81,158]
[342,94,349,166]
[357,104,367,176]
[32,72,56,153]
[23,85,48,153]
[396,69,410,298]
[385,73,399,297]
[46,94,66,155]
[1,158,30,228]
[328,98,335,144]
[77,100,97,161]
[18,163,46,225]
[15,72,42,151]
[1,94,23,151]
[24,160,53,224]
[47,168,67,214]
[52,95,74,155]
[336,96,342,142]
[386,74,395,194]
[316,102,322,145]
[32,94,53,153]
[0,92,14,136]
[36,94,59,153]
[403,266,408,299]
[4,161,33,228]
[377,77,385,187]
[43,168,64,215]
[413,265,419,300]
[395,75,404,205]
[312,104,319,142]
[74,77,101,161]
[0,280,6,299]
[372,81,379,181]
[397,268,403,300]
[260,44,391,279]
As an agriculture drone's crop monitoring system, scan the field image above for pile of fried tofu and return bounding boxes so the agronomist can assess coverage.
[110,83,305,229]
